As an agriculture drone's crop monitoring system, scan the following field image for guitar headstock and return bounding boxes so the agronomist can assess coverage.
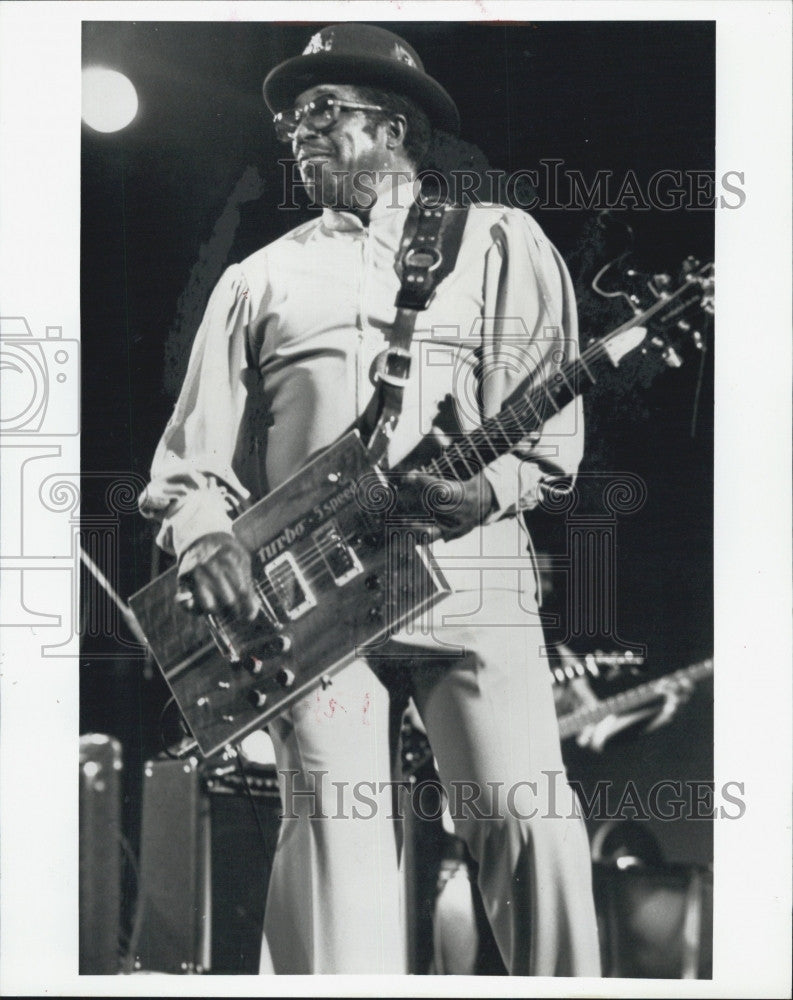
[550,648,645,684]
[592,256,714,373]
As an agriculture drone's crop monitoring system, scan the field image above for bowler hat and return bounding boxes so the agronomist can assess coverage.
[263,23,460,134]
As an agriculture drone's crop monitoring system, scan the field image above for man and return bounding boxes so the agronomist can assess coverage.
[139,23,600,976]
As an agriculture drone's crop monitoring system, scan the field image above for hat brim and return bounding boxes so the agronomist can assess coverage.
[263,52,460,135]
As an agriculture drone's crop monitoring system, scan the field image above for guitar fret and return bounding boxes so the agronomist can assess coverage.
[474,428,500,464]
[576,353,598,386]
[439,450,458,478]
[466,435,489,469]
[479,424,501,465]
[543,381,562,412]
[491,416,514,450]
[503,402,530,437]
[451,441,476,478]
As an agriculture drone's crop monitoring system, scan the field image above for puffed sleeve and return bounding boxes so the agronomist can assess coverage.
[138,265,254,558]
[479,208,585,519]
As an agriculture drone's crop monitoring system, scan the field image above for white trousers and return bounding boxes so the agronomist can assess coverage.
[262,587,601,976]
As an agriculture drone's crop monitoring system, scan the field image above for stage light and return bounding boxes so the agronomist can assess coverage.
[82,67,138,133]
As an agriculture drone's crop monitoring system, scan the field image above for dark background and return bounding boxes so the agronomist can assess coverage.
[79,20,715,944]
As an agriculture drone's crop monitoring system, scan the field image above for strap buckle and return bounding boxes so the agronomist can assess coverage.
[374,346,412,387]
[403,245,443,273]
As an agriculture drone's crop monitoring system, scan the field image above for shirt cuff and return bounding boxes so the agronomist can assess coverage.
[482,453,549,522]
[156,486,236,560]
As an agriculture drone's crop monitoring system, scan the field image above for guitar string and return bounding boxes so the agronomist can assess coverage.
[414,271,710,479]
[209,272,712,629]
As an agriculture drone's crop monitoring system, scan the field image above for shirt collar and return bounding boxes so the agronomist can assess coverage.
[321,176,421,235]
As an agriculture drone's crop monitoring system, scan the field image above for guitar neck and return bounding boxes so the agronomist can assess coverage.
[414,352,590,481]
[557,658,713,740]
[407,270,709,482]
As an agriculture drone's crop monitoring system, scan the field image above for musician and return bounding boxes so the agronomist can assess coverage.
[139,23,600,976]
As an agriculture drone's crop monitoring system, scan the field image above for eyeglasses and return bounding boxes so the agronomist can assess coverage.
[273,94,385,144]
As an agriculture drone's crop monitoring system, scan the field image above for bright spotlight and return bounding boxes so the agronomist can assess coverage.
[82,67,139,133]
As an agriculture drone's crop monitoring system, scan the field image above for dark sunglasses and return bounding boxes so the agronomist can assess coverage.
[273,94,385,144]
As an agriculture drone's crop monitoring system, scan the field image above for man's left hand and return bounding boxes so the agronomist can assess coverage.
[394,471,496,542]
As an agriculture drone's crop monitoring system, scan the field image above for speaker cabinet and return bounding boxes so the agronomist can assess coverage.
[135,756,280,974]
[79,733,123,974]
[593,862,713,978]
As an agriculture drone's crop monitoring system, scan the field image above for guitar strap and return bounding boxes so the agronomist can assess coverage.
[359,189,470,466]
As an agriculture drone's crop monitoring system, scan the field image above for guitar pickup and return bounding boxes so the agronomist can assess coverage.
[314,522,363,586]
[264,551,316,620]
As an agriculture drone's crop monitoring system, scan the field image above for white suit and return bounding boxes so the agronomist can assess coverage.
[140,181,601,975]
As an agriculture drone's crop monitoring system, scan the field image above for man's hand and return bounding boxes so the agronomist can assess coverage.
[176,531,259,620]
[394,471,496,542]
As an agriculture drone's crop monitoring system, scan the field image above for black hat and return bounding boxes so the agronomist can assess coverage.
[263,23,460,134]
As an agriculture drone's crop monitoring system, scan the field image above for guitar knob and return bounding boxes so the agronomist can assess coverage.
[365,574,381,590]
[247,688,268,709]
[275,668,295,689]
[261,634,292,657]
[662,346,683,368]
[244,656,263,676]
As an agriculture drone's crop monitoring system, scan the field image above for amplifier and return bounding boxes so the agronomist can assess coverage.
[79,733,123,974]
[134,754,281,974]
[593,862,713,978]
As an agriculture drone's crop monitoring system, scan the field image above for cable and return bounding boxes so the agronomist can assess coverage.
[233,744,270,847]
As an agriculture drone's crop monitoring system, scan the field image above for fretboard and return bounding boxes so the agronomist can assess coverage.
[417,351,596,481]
[409,268,708,482]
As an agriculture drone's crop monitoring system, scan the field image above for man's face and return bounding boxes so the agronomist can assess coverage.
[291,83,393,210]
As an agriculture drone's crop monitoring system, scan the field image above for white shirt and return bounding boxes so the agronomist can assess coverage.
[140,183,584,637]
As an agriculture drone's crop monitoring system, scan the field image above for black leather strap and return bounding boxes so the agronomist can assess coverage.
[361,193,469,464]
[395,199,469,310]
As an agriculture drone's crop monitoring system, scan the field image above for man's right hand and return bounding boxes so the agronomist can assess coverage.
[176,531,259,620]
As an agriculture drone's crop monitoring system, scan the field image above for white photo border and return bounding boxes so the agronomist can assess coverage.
[0,1,790,996]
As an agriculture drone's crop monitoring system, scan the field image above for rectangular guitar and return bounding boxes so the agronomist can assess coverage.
[130,432,450,757]
[130,258,713,757]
